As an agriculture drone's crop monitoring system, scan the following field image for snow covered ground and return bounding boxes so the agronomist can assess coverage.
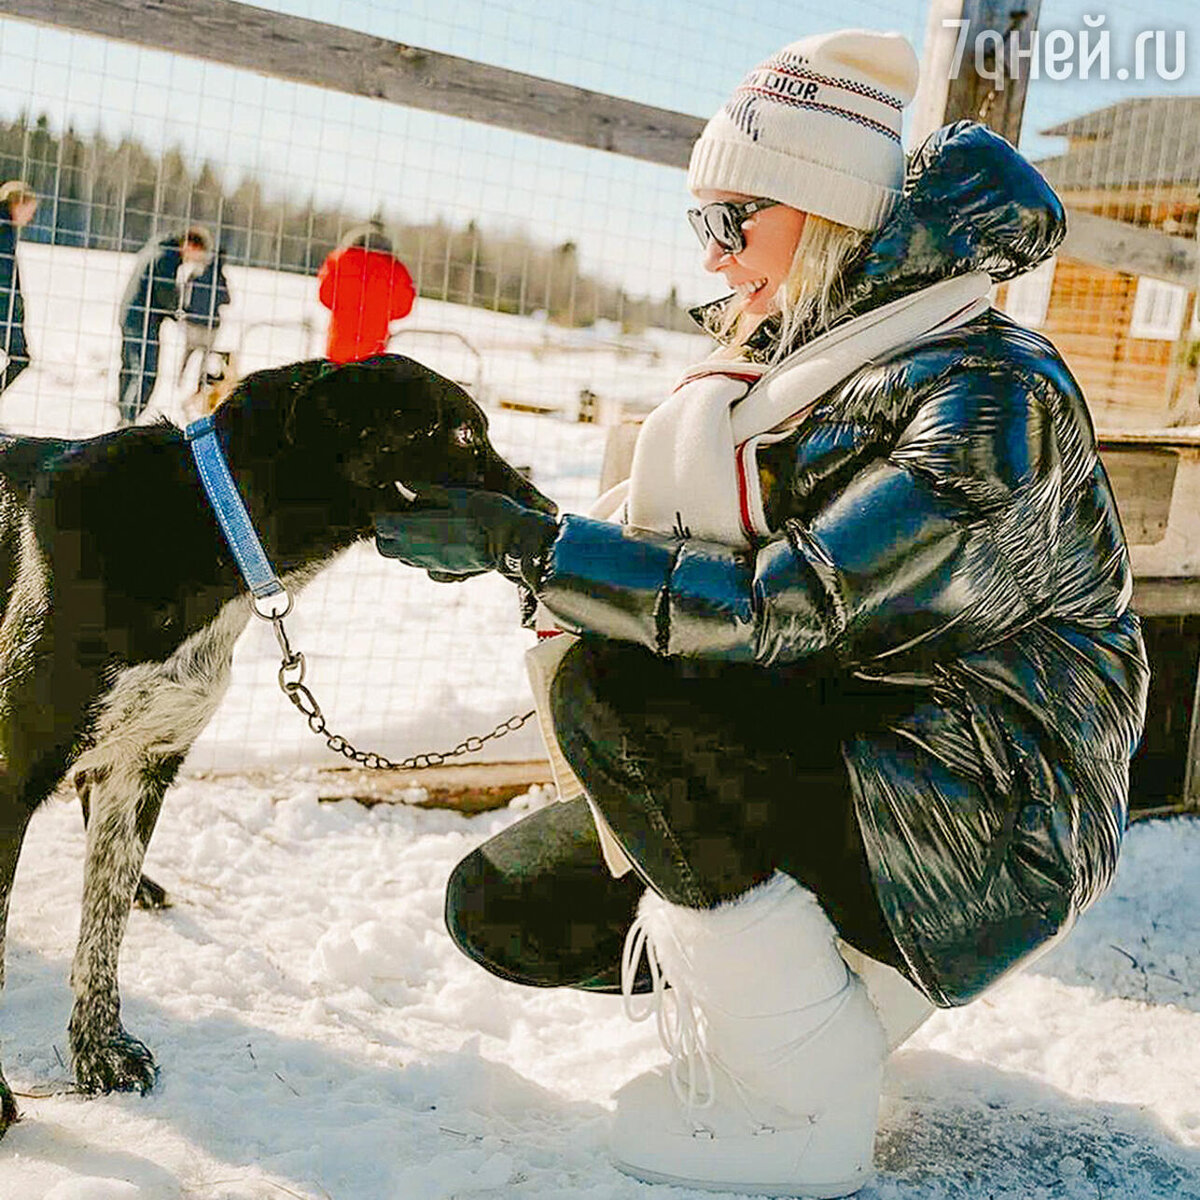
[2,243,1200,1199]
[2,780,1198,1199]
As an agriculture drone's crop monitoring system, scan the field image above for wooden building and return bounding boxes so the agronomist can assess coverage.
[998,98,1200,430]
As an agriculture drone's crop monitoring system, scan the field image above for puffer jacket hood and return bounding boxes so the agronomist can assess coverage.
[691,121,1066,348]
[837,121,1065,310]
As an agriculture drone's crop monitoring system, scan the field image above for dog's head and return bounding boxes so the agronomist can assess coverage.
[225,354,555,529]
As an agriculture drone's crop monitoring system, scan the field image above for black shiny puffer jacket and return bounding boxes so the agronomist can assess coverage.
[535,123,1149,1007]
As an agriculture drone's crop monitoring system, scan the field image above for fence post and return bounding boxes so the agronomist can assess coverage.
[910,0,1042,148]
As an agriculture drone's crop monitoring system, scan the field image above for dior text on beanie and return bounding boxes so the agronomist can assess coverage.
[687,29,921,232]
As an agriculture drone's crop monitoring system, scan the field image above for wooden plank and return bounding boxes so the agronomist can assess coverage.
[5,0,704,169]
[1184,656,1200,808]
[1097,429,1200,447]
[910,0,1042,147]
[1098,446,1178,546]
[187,762,556,812]
[20,1,1198,300]
[1052,184,1199,224]
[312,761,553,812]
[944,0,1042,146]
[1132,577,1200,616]
[1061,209,1198,287]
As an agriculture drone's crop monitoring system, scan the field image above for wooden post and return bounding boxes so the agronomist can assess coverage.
[909,0,1042,148]
[1183,653,1200,810]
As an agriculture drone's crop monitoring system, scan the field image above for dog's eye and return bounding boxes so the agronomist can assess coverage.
[452,425,476,448]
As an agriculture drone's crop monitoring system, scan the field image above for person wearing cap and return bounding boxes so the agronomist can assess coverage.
[374,28,1147,1197]
[0,180,37,398]
[116,225,212,425]
[317,220,415,363]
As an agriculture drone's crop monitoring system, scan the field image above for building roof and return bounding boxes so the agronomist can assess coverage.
[1035,97,1200,191]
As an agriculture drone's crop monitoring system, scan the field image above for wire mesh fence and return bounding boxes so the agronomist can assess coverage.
[9,1,1196,775]
[0,0,926,771]
[1002,1,1200,430]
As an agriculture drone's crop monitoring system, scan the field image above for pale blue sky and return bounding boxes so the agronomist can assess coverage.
[0,1,1196,306]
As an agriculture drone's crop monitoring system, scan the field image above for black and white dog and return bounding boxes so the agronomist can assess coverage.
[0,353,552,1135]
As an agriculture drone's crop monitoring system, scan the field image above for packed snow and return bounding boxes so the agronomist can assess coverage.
[2,781,1199,1199]
[1,243,1199,1199]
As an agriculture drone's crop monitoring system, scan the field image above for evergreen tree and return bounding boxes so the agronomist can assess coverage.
[0,109,691,330]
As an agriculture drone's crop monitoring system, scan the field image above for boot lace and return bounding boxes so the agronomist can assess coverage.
[621,909,715,1114]
[621,901,860,1134]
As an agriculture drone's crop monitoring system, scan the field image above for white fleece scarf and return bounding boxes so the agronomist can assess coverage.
[529,270,993,875]
[603,270,993,545]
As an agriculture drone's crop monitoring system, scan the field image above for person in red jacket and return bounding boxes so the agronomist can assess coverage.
[317,222,415,362]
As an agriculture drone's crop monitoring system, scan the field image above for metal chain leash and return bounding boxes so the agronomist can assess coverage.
[251,593,535,770]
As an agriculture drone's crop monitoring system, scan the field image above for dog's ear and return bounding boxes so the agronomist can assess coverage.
[289,356,457,449]
[212,358,327,462]
[280,359,348,446]
[281,357,449,496]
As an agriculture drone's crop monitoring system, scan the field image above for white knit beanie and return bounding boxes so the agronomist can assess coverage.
[687,29,920,232]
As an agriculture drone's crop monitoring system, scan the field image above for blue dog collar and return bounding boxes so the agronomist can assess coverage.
[185,414,286,601]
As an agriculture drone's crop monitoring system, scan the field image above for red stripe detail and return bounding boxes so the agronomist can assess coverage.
[741,86,901,142]
[735,440,756,542]
[671,368,761,394]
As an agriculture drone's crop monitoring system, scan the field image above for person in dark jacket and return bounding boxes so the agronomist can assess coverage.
[374,30,1148,1199]
[177,246,231,388]
[117,225,212,425]
[0,180,37,398]
[317,221,415,363]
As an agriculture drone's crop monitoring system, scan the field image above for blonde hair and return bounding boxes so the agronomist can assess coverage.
[719,214,867,362]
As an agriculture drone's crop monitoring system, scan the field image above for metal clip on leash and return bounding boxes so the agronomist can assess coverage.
[250,592,535,771]
[184,414,534,773]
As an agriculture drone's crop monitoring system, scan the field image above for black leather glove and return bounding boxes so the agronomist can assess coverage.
[374,487,559,588]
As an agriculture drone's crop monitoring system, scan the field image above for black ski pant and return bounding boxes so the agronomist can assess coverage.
[446,637,907,994]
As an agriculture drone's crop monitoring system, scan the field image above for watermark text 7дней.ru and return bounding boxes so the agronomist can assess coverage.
[945,16,1186,86]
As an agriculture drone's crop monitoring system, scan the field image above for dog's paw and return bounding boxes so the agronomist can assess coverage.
[134,873,171,910]
[71,1029,159,1096]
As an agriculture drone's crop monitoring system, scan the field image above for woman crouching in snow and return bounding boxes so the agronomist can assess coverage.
[374,28,1148,1198]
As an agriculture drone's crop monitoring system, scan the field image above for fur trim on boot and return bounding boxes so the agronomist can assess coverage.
[612,872,886,1197]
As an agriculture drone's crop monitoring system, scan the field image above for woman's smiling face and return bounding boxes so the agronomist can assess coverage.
[693,190,807,317]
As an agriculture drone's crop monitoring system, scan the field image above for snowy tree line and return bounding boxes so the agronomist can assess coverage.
[0,111,693,331]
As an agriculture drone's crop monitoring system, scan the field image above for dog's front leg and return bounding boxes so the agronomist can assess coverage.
[77,768,172,910]
[0,803,36,1135]
[69,761,159,1095]
[65,598,247,1094]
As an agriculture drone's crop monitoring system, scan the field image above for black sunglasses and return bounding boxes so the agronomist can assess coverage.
[687,198,780,254]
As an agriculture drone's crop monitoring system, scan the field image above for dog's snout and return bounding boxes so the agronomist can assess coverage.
[483,453,557,516]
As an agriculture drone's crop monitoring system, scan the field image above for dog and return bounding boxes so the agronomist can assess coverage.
[0,353,553,1135]
[183,347,240,421]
